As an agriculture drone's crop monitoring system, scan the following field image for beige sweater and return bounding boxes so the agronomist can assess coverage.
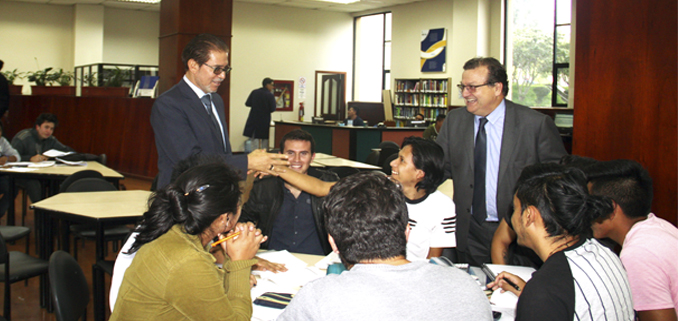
[110,225,257,320]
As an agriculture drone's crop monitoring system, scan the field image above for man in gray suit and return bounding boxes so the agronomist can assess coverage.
[437,57,566,266]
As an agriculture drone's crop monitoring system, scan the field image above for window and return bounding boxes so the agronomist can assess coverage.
[505,0,571,107]
[354,12,391,102]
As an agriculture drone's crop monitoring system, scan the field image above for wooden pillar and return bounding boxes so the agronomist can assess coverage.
[158,0,233,125]
[572,0,678,224]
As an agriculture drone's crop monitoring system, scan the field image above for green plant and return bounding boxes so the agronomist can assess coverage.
[27,67,53,86]
[2,69,24,85]
[52,69,74,86]
[81,72,98,87]
[104,67,131,87]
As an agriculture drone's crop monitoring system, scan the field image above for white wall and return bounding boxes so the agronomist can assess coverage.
[0,1,75,93]
[230,2,353,151]
[103,8,159,65]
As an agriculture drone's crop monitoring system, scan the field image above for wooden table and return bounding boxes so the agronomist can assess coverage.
[1,161,124,225]
[31,190,151,321]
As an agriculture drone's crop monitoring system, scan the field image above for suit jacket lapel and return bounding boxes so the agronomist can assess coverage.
[178,80,225,150]
[462,110,475,172]
[498,101,518,188]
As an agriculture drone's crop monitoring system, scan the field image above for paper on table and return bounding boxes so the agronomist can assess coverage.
[43,149,74,158]
[56,157,87,166]
[1,167,38,172]
[314,251,341,269]
[253,250,324,290]
[490,289,519,318]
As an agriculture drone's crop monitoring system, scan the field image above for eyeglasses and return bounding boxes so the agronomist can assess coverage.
[457,82,493,93]
[204,63,232,75]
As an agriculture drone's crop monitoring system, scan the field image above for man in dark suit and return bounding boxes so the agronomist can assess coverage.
[151,34,288,189]
[243,77,276,151]
[437,57,566,266]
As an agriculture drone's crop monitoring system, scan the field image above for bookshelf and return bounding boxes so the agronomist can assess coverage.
[393,78,451,127]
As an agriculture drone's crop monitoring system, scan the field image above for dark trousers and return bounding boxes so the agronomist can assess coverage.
[458,220,499,266]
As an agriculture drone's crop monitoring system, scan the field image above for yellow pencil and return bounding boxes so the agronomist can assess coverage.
[211,231,241,247]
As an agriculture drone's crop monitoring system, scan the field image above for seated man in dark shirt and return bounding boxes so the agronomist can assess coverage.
[343,106,365,127]
[240,129,339,255]
[11,113,74,202]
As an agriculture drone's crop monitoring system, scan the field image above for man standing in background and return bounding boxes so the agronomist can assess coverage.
[243,77,276,151]
[0,60,9,117]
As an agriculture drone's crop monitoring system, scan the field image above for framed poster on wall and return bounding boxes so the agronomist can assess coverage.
[273,80,294,111]
[421,28,447,72]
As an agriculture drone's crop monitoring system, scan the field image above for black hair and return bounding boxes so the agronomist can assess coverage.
[181,34,229,72]
[279,129,315,154]
[586,159,653,219]
[401,136,445,194]
[514,163,613,239]
[435,114,446,122]
[415,113,424,120]
[323,172,408,266]
[0,60,4,70]
[463,57,509,96]
[169,154,229,185]
[128,163,241,253]
[262,77,274,87]
[35,113,58,127]
[349,106,359,115]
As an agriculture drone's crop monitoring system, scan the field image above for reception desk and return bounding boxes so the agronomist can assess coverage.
[274,121,425,162]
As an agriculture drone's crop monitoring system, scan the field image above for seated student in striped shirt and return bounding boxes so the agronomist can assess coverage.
[487,163,634,321]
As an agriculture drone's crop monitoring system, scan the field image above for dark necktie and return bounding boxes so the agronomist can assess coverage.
[201,94,225,151]
[472,117,488,224]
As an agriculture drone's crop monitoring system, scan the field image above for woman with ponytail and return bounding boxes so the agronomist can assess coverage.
[110,163,265,320]
[487,163,634,321]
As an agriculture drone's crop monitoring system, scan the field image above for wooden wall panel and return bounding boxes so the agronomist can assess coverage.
[573,0,677,225]
[6,95,158,178]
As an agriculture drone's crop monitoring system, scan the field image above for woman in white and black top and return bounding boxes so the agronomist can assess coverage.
[487,163,634,321]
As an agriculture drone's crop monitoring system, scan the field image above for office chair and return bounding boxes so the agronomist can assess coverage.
[62,176,131,260]
[381,153,399,175]
[0,230,49,320]
[49,251,89,321]
[327,167,360,179]
[378,141,400,150]
[364,150,380,166]
[0,226,30,255]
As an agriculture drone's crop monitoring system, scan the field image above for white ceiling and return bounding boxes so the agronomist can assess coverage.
[3,0,428,13]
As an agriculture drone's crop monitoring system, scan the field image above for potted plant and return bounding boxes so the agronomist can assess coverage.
[2,69,24,95]
[27,67,75,96]
[82,67,131,98]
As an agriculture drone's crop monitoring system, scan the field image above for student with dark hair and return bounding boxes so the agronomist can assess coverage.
[0,121,19,218]
[390,136,455,260]
[0,60,8,117]
[241,129,338,255]
[12,112,74,202]
[151,33,287,189]
[278,172,492,321]
[423,113,446,140]
[243,77,276,151]
[110,163,265,320]
[487,163,634,321]
[588,159,677,320]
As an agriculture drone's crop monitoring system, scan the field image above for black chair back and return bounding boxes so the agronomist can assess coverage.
[65,178,117,193]
[327,167,360,179]
[60,170,104,193]
[378,141,400,150]
[364,150,380,166]
[377,147,399,169]
[49,251,89,321]
[382,153,399,175]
